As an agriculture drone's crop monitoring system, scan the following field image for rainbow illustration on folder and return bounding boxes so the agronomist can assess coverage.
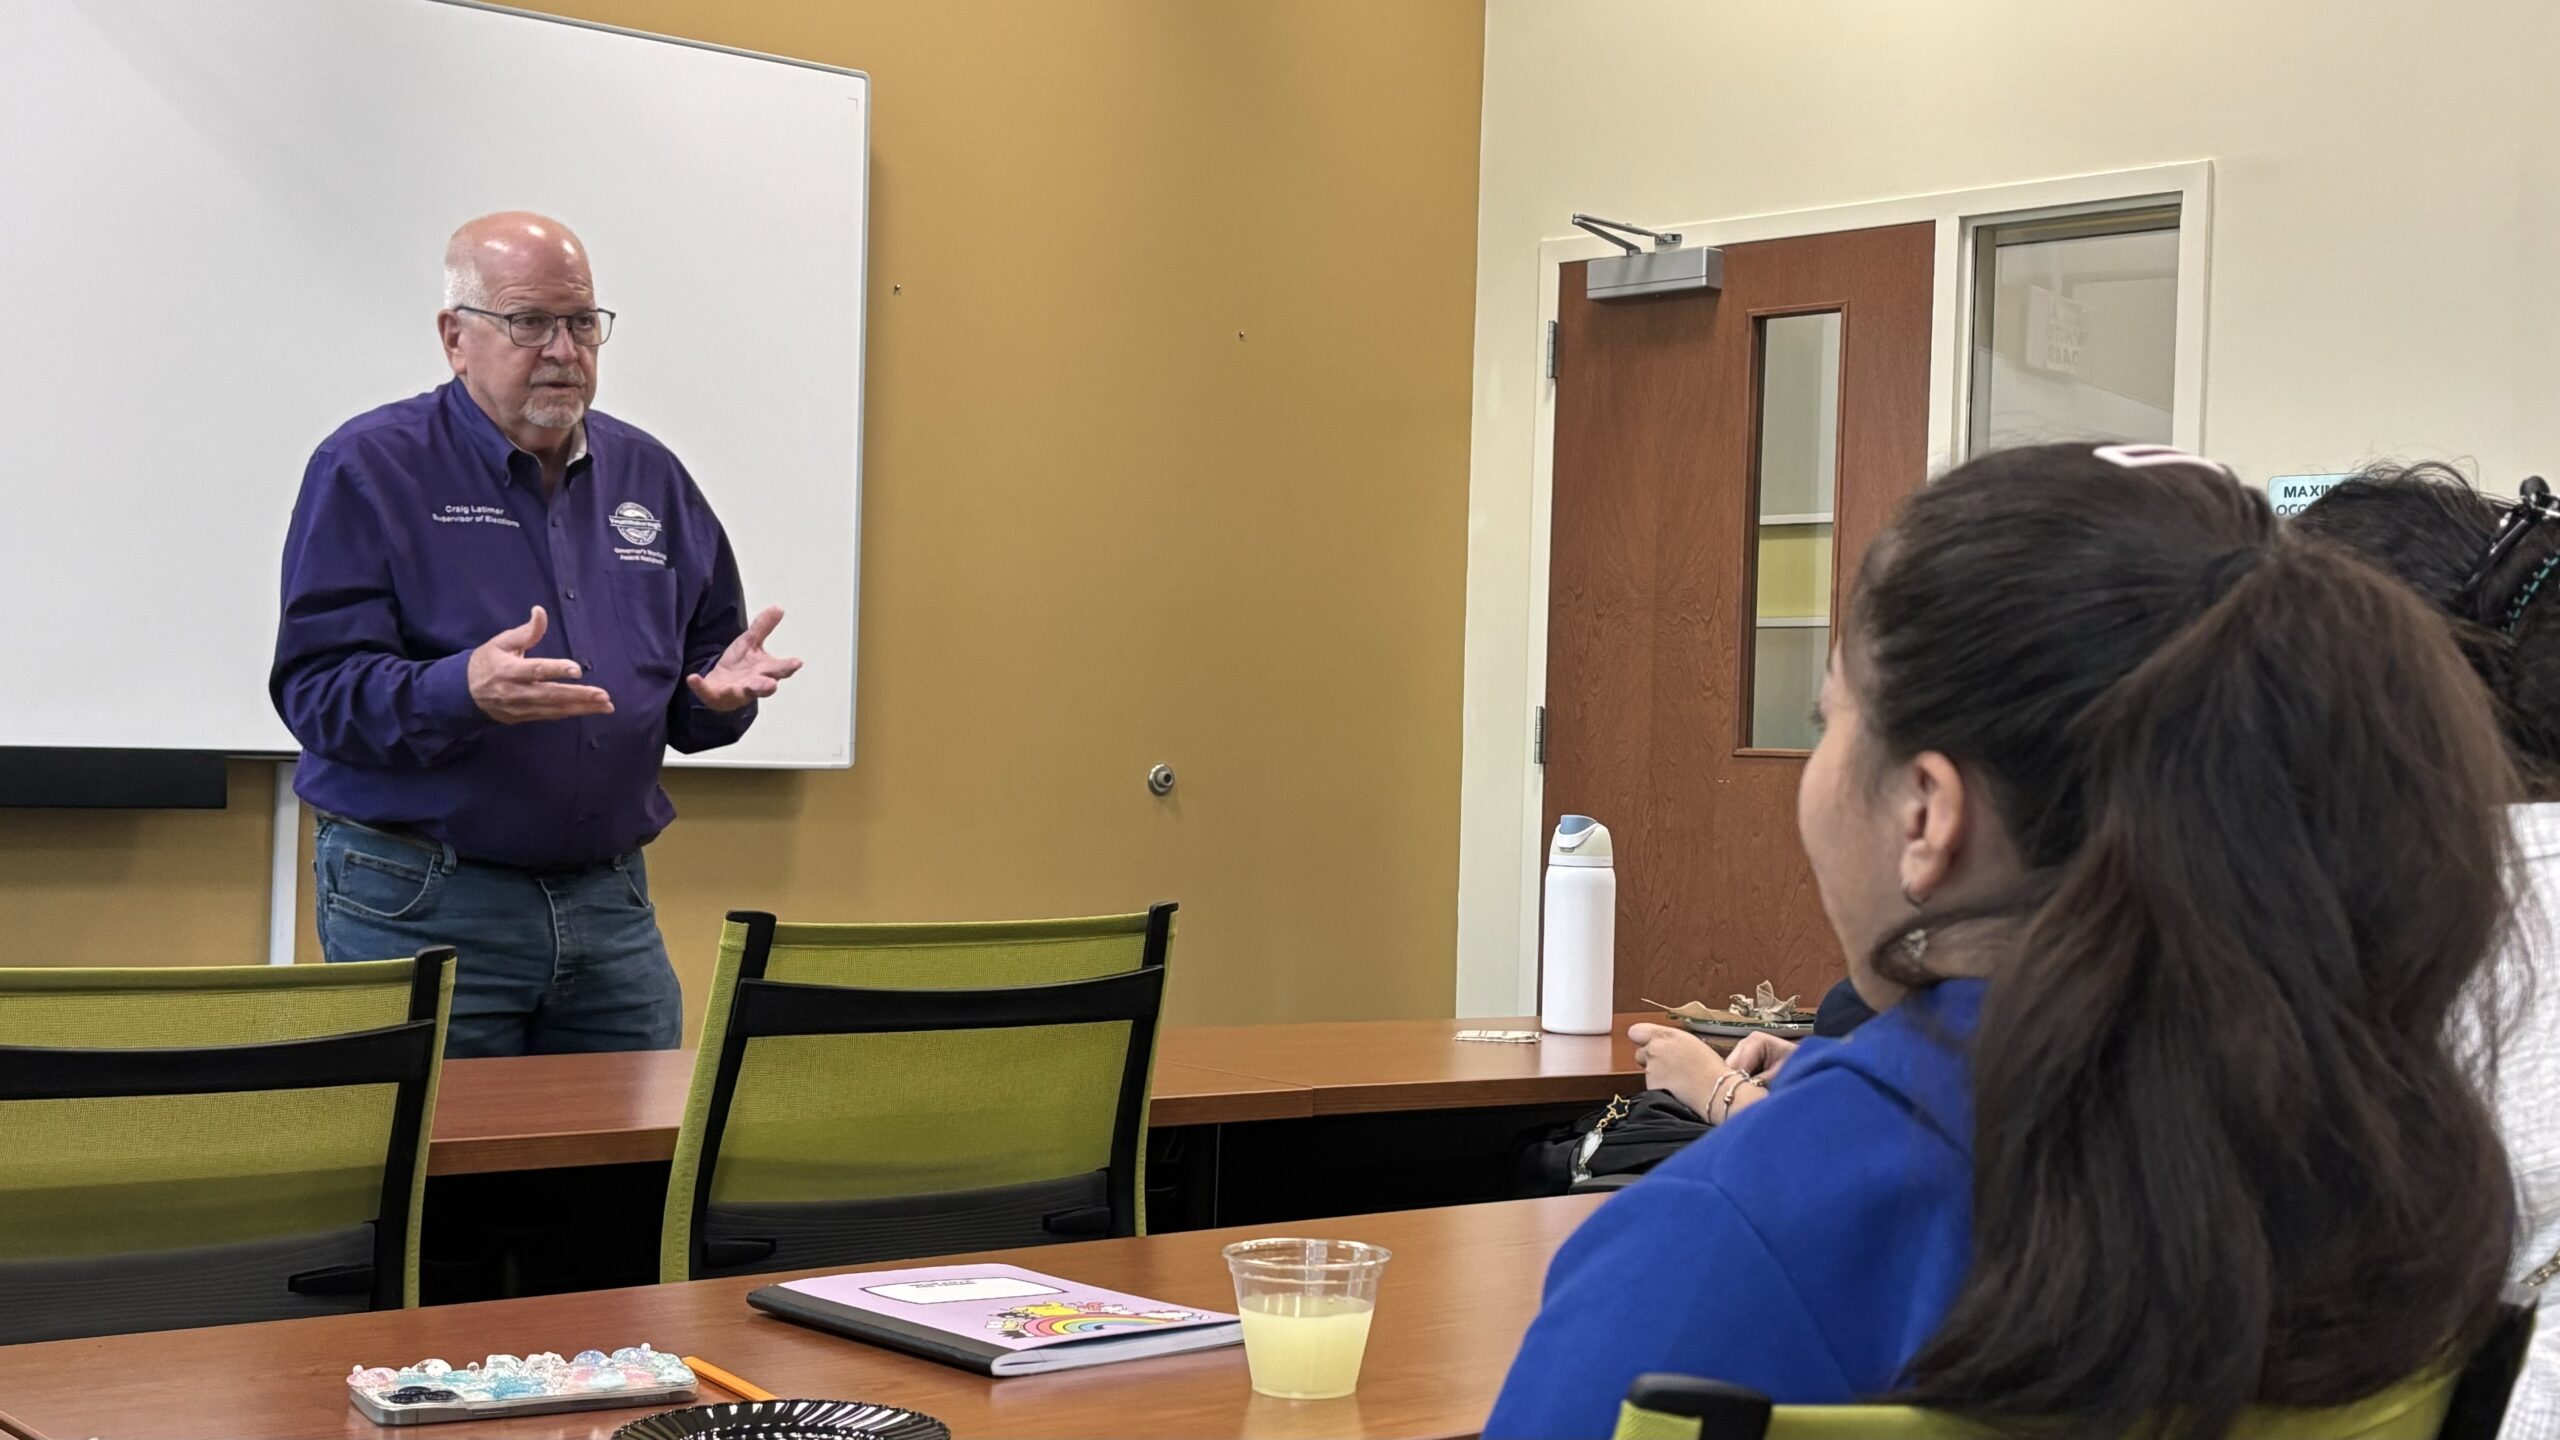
[989,1299,1204,1340]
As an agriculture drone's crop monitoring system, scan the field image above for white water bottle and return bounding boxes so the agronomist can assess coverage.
[1540,815,1616,1035]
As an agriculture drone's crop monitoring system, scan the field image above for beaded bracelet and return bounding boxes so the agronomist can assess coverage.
[1705,1071,1748,1124]
[1724,1077,1763,1123]
[1720,1074,1764,1124]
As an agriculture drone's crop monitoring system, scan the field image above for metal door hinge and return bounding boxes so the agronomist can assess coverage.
[1534,705,1547,765]
[1544,321,1558,380]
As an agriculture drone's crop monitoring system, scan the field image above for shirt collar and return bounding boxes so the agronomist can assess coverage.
[437,378,594,490]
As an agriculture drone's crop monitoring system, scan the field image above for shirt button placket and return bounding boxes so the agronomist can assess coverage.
[548,506,597,849]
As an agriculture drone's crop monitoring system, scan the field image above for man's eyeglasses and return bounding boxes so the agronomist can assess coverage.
[453,306,616,348]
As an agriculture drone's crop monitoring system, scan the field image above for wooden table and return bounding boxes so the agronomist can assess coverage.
[429,1053,1315,1177]
[428,1016,1655,1177]
[1159,1015,1647,1116]
[0,1196,1606,1440]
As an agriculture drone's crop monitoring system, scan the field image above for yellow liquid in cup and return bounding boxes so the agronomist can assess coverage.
[1237,1293,1376,1399]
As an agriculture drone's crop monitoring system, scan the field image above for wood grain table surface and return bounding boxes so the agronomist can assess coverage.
[1156,1015,1652,1116]
[0,1196,1608,1440]
[428,1016,1665,1176]
[427,1051,1314,1176]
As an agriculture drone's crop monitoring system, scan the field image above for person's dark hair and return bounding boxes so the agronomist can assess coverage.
[1848,444,2516,1440]
[2292,463,2560,793]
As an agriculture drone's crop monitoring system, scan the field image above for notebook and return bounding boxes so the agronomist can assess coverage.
[746,1263,1243,1377]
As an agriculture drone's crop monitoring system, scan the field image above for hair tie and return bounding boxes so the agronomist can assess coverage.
[2093,443,2234,477]
[2505,552,2560,636]
[2462,476,2558,625]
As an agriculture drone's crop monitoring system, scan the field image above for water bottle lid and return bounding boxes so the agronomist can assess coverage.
[1549,815,1613,867]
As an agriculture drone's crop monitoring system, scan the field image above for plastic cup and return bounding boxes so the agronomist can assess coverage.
[1221,1237,1392,1400]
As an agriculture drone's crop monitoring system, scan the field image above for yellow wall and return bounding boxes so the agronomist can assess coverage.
[0,0,1487,1034]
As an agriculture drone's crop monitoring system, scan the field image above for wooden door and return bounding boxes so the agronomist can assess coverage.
[1543,222,1934,1011]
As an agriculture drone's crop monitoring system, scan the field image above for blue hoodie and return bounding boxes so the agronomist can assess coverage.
[1484,980,1984,1439]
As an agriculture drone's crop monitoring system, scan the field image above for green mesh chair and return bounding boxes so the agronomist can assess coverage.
[1612,1306,2534,1440]
[0,951,453,1344]
[662,905,1175,1283]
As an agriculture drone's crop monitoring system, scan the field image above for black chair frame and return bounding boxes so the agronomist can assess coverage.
[0,947,451,1315]
[682,905,1175,1280]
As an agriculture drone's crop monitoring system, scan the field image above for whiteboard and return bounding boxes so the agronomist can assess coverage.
[0,0,866,767]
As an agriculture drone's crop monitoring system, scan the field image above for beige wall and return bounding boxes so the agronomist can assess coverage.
[1459,0,2560,1007]
[0,0,1487,1035]
[0,761,285,968]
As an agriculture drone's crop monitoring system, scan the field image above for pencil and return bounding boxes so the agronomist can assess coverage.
[681,1355,777,1402]
[0,1405,53,1440]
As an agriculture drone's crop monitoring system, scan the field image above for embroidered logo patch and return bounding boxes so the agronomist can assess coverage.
[609,501,662,545]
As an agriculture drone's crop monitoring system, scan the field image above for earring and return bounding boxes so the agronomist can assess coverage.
[1899,884,1930,963]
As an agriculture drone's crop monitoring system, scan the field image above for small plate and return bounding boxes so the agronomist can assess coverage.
[615,1400,949,1440]
[1677,1017,1814,1039]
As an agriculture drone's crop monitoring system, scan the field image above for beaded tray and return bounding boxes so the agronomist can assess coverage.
[347,1345,697,1426]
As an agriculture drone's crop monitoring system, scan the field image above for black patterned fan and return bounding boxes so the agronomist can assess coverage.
[615,1399,949,1440]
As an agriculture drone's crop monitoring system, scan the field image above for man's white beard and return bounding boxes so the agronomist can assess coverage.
[523,391,588,430]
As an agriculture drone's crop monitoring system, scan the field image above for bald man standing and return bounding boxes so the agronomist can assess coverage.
[271,213,800,1057]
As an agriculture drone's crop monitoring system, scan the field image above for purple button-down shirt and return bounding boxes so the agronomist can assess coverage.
[272,379,755,868]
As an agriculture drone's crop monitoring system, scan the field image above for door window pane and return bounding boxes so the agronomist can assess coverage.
[1745,312,1839,752]
[1968,208,2179,453]
[1750,622,1829,752]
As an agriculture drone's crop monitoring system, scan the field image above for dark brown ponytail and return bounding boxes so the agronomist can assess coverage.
[1851,445,2516,1440]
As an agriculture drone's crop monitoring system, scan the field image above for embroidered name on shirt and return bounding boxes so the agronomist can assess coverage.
[434,504,522,528]
[615,545,670,567]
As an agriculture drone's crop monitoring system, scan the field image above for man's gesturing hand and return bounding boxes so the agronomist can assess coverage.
[467,607,615,724]
[687,606,803,713]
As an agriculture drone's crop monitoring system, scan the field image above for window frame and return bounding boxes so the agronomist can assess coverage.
[1736,307,1846,758]
[1958,198,2194,461]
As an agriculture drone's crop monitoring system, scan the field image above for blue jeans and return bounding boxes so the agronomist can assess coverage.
[311,816,683,1059]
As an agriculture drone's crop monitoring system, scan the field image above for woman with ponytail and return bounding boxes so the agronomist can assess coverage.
[1485,443,2518,1440]
[2296,465,2560,1440]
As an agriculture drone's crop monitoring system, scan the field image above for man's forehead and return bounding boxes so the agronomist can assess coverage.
[483,264,595,306]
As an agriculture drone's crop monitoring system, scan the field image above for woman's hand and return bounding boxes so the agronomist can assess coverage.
[1725,1031,1800,1082]
[1628,1022,1738,1115]
[1630,1022,1782,1123]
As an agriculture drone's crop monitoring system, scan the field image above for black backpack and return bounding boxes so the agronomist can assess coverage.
[1514,1090,1709,1197]
[1513,981,1874,1196]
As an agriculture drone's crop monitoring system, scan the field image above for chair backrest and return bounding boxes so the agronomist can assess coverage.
[661,904,1174,1283]
[0,952,453,1344]
[1616,1307,2536,1440]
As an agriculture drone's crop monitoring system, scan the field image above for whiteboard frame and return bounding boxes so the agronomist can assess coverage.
[432,0,867,82]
